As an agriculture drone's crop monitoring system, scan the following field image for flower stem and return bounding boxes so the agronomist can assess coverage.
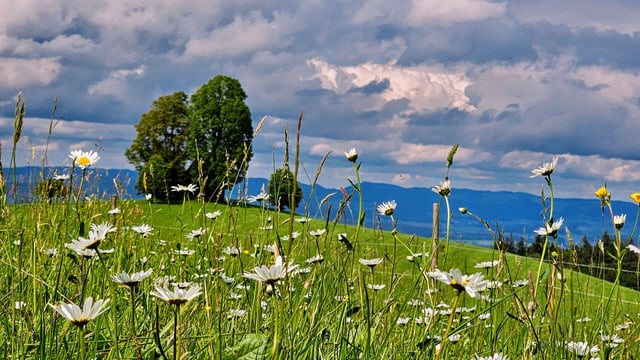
[435,292,461,360]
[174,304,181,360]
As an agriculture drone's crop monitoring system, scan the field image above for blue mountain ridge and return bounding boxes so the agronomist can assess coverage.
[3,167,633,247]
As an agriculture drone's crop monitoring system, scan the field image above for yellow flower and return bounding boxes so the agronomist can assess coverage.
[630,193,640,204]
[595,185,609,200]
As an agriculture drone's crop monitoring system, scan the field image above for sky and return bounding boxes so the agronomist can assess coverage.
[1,0,640,201]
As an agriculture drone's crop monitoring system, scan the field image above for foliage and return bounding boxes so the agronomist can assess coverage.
[267,167,302,211]
[187,75,253,201]
[125,91,190,200]
[34,178,69,202]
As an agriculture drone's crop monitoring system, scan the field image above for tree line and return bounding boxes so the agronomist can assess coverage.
[496,232,640,290]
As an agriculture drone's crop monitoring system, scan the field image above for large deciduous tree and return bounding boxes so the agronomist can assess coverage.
[188,75,253,200]
[125,91,190,200]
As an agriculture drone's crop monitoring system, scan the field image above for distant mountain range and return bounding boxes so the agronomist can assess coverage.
[3,167,633,246]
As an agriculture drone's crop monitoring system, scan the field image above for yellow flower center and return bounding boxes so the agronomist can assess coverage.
[630,193,640,204]
[77,156,91,166]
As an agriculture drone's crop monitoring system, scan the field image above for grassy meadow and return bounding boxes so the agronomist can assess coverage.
[2,106,640,359]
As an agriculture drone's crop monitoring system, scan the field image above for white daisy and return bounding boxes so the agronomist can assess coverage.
[242,256,298,285]
[131,224,153,237]
[529,156,559,178]
[50,297,110,327]
[69,150,100,169]
[432,179,451,196]
[566,341,599,357]
[344,148,358,162]
[171,184,198,194]
[205,210,222,220]
[186,227,206,240]
[111,269,153,288]
[427,268,487,298]
[534,218,564,237]
[358,258,383,269]
[151,284,202,305]
[376,200,397,216]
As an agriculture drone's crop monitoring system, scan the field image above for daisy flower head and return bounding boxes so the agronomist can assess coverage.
[529,156,559,178]
[281,232,300,241]
[50,297,110,328]
[376,200,397,216]
[171,183,198,194]
[566,341,599,357]
[367,284,386,291]
[534,217,564,237]
[52,174,69,181]
[90,222,117,239]
[309,228,326,237]
[344,148,358,162]
[242,256,298,285]
[614,214,626,229]
[473,353,510,360]
[475,260,500,269]
[295,217,312,223]
[427,268,487,298]
[222,246,241,257]
[15,301,26,310]
[359,257,383,269]
[131,224,153,237]
[306,254,324,264]
[69,149,100,169]
[205,210,222,220]
[432,179,451,196]
[186,227,206,240]
[630,193,640,204]
[151,283,202,305]
[111,269,153,288]
[65,230,105,252]
[247,185,270,202]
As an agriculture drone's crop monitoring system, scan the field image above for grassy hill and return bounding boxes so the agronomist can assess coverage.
[1,192,639,358]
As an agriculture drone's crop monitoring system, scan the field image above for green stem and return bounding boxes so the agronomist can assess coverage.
[130,287,136,336]
[435,292,461,360]
[174,304,181,360]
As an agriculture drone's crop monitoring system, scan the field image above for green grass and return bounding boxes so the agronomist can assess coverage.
[1,195,639,359]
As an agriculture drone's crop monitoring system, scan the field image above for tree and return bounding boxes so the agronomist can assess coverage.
[35,178,69,203]
[188,75,253,200]
[268,168,303,211]
[125,92,190,200]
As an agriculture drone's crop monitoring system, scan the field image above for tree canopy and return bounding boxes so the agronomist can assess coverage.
[125,76,254,201]
[125,91,190,200]
[268,167,303,211]
[187,75,253,200]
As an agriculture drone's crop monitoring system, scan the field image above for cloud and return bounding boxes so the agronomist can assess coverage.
[307,58,475,113]
[180,11,294,60]
[0,57,62,91]
[87,66,146,100]
[390,144,492,165]
[407,0,505,25]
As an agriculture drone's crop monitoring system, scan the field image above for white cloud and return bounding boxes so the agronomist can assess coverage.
[511,0,640,35]
[408,0,505,26]
[0,57,61,90]
[87,66,146,100]
[390,144,491,165]
[180,11,294,60]
[307,58,475,113]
